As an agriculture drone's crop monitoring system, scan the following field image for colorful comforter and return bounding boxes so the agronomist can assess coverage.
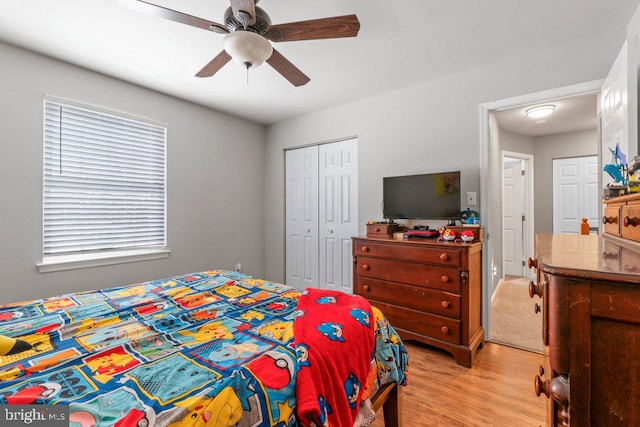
[0,271,408,426]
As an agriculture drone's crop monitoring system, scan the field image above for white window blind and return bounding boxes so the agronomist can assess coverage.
[43,99,166,257]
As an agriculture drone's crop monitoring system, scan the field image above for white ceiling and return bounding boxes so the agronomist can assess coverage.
[0,0,638,125]
[495,93,599,137]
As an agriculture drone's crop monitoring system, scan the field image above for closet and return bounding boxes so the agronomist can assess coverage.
[285,138,358,292]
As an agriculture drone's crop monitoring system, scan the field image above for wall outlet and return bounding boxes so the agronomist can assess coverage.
[235,263,242,272]
[466,192,477,206]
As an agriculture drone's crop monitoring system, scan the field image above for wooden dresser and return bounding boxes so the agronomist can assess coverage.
[603,193,640,241]
[529,233,640,426]
[352,236,483,367]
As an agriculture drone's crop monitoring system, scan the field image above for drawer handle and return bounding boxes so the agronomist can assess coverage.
[527,258,537,269]
[441,300,451,308]
[528,280,544,299]
[603,215,618,225]
[440,326,450,335]
[534,375,550,398]
[363,284,370,292]
[534,303,541,314]
[549,376,569,407]
[624,216,638,227]
[439,253,448,261]
[375,228,381,232]
[362,264,370,271]
[441,275,449,283]
[361,246,369,253]
[535,376,569,406]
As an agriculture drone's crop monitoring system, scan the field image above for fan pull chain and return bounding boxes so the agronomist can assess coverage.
[245,62,250,85]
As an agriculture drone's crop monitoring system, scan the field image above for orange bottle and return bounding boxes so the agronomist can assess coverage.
[580,218,589,235]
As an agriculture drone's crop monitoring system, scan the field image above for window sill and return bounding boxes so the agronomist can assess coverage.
[37,248,171,273]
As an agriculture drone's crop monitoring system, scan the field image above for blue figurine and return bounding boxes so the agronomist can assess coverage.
[604,144,628,186]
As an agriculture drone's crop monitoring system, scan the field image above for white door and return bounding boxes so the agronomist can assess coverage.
[553,156,599,234]
[503,159,524,276]
[601,42,628,189]
[285,146,319,289]
[285,139,358,291]
[319,139,358,293]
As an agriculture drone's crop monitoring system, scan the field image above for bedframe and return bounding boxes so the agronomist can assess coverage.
[0,270,408,427]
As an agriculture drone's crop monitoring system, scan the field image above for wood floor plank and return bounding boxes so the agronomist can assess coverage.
[371,341,546,426]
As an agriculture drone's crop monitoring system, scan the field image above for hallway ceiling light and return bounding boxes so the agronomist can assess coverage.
[525,104,555,119]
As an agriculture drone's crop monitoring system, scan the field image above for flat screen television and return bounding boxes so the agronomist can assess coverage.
[383,171,461,220]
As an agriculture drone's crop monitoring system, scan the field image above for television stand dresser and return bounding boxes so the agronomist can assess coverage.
[529,232,640,426]
[352,236,483,367]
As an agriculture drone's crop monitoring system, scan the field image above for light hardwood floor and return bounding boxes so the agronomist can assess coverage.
[371,341,547,427]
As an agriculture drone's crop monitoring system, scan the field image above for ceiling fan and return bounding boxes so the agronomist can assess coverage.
[116,0,360,86]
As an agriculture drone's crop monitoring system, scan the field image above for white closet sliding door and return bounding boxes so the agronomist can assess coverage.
[319,139,358,293]
[285,138,358,292]
[285,146,319,290]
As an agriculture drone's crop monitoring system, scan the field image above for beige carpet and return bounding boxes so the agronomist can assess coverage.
[490,277,543,353]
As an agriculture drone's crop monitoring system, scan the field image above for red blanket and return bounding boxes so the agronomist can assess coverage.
[294,289,375,427]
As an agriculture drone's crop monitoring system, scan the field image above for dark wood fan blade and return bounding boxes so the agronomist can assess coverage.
[266,15,360,42]
[266,48,310,87]
[116,0,228,34]
[230,0,256,26]
[195,50,232,77]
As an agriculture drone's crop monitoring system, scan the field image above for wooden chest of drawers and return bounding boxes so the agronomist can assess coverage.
[529,234,640,426]
[352,236,484,367]
[603,193,640,241]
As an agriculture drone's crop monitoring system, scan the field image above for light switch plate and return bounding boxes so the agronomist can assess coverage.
[466,192,477,206]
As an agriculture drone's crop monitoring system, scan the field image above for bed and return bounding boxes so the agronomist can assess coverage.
[0,270,408,427]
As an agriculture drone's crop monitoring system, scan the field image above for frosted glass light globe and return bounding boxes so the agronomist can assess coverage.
[525,105,555,119]
[223,31,273,69]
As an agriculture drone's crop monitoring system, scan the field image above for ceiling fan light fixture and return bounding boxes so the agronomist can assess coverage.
[223,31,273,69]
[525,104,556,119]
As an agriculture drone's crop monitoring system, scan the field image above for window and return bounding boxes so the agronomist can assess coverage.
[39,97,168,272]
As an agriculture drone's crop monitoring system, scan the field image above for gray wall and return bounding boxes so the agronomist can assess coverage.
[498,127,598,234]
[264,31,626,283]
[0,41,266,303]
[500,129,534,155]
[533,129,598,234]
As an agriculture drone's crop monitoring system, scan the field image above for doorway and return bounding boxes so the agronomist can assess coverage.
[479,79,603,343]
[502,153,533,278]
